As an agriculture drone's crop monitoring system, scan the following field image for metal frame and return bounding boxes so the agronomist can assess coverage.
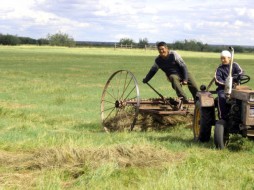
[101,70,194,132]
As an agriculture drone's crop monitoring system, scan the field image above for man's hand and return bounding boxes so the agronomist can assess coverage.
[143,78,148,83]
[182,80,188,85]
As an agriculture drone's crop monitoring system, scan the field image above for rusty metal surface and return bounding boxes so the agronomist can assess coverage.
[242,102,254,125]
[231,88,254,101]
[127,97,194,115]
[139,109,190,115]
[196,92,215,107]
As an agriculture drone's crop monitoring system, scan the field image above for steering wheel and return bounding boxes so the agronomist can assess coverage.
[238,74,250,85]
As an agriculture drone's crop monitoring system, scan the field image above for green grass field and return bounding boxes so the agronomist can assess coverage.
[0,45,254,189]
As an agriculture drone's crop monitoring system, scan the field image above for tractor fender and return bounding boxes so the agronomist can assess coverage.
[196,91,215,107]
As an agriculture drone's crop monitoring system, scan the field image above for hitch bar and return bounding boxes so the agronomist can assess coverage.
[146,82,176,109]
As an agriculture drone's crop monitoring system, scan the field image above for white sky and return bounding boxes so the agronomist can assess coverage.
[0,0,254,45]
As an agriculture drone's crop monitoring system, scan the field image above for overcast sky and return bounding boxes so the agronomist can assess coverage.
[0,0,254,45]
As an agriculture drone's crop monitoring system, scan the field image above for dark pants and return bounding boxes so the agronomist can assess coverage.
[168,72,198,100]
[217,89,230,120]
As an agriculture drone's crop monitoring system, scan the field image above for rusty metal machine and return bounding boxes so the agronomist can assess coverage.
[101,70,194,132]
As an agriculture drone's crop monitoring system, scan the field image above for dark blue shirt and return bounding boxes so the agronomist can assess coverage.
[144,51,188,82]
[215,62,243,90]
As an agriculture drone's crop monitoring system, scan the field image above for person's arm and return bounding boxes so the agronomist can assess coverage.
[143,63,159,83]
[232,62,244,83]
[214,67,225,86]
[233,62,243,75]
[173,51,188,82]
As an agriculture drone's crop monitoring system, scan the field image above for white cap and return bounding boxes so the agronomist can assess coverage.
[221,50,231,57]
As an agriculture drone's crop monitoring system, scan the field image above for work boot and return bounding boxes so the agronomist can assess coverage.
[169,97,179,106]
[167,98,181,110]
[179,97,189,104]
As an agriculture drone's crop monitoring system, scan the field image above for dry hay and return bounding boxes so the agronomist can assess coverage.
[0,145,185,171]
[0,101,34,109]
[104,112,193,132]
[103,111,136,132]
[134,113,193,131]
[0,145,185,188]
[26,145,184,169]
[0,151,39,188]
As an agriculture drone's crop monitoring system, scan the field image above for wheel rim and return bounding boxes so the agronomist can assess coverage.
[101,70,140,132]
[240,75,250,84]
[193,104,201,140]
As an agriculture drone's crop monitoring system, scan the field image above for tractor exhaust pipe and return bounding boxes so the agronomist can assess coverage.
[224,46,234,96]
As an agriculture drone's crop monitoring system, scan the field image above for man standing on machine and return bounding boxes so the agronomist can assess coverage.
[142,41,198,103]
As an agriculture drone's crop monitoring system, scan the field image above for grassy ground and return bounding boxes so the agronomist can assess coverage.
[0,45,253,189]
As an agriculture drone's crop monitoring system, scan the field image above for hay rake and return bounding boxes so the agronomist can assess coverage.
[101,70,194,132]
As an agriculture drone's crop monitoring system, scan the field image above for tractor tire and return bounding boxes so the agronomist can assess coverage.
[193,100,215,142]
[214,120,229,149]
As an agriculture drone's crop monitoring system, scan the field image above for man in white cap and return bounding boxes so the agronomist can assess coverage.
[214,50,243,121]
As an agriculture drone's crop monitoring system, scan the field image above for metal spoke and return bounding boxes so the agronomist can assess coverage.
[103,99,116,104]
[123,86,136,101]
[120,76,133,100]
[103,107,116,122]
[108,79,118,100]
[119,72,129,100]
[116,71,122,100]
[105,87,117,101]
[103,105,116,113]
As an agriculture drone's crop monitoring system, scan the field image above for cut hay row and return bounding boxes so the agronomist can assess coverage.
[0,145,185,171]
[0,145,185,187]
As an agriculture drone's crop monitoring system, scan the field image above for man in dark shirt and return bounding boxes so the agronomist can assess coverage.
[143,41,198,102]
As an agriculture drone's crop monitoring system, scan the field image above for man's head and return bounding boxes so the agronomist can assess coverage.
[157,41,169,59]
[220,50,231,65]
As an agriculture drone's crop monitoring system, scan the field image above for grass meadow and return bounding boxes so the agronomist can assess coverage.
[0,45,254,189]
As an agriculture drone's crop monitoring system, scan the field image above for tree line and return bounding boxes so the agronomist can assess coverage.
[0,33,253,53]
[0,32,75,47]
[118,38,254,53]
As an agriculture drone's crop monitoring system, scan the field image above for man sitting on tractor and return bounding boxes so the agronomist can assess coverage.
[214,50,243,121]
[142,41,198,103]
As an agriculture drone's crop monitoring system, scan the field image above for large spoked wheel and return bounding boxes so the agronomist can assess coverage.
[214,120,229,149]
[192,100,215,142]
[101,70,140,132]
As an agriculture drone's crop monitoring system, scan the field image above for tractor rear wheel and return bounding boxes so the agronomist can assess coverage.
[193,100,215,142]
